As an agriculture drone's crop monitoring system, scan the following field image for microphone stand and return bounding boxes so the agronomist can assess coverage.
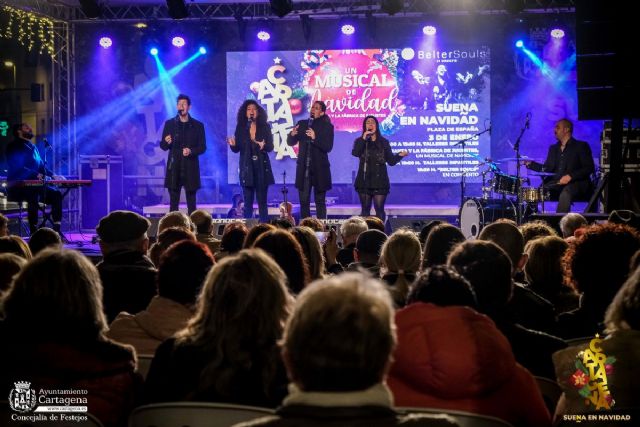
[41,140,52,230]
[513,118,529,225]
[281,171,288,206]
[452,127,491,208]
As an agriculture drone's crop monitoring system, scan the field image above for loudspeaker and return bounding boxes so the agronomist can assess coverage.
[575,0,640,119]
[389,217,448,233]
[30,83,44,102]
[80,155,124,230]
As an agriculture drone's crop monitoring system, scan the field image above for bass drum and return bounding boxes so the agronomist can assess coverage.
[459,198,517,239]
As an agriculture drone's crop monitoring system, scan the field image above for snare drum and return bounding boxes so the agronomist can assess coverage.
[459,198,517,239]
[492,173,521,195]
[519,187,550,203]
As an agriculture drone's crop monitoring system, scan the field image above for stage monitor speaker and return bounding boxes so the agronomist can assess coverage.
[80,155,124,230]
[389,217,448,233]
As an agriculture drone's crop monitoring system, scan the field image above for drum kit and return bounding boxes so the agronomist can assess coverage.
[460,156,555,239]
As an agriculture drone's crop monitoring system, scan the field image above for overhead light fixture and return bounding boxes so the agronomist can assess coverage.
[339,17,357,36]
[99,37,113,49]
[79,0,102,19]
[166,0,189,19]
[270,0,293,18]
[380,0,403,16]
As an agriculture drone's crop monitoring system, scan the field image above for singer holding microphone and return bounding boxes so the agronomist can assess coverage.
[352,115,408,221]
[160,94,206,214]
[6,123,64,235]
[227,100,274,222]
[287,100,334,219]
[524,118,594,213]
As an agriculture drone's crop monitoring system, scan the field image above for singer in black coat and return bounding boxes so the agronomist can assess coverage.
[352,116,408,221]
[526,119,594,213]
[6,123,63,234]
[228,100,275,222]
[160,95,206,214]
[286,101,334,219]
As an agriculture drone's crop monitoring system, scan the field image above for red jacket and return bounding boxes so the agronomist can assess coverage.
[388,303,551,427]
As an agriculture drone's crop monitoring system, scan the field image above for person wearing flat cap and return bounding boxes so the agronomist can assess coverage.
[96,210,157,322]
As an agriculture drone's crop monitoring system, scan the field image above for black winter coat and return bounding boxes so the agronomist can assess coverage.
[286,115,334,192]
[529,137,594,183]
[352,135,402,194]
[160,116,206,190]
[230,121,275,188]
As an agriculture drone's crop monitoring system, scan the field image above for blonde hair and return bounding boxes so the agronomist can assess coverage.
[381,228,422,306]
[1,249,107,339]
[283,272,395,391]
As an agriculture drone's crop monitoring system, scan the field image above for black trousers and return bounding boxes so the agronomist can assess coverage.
[169,187,197,214]
[358,193,388,222]
[9,186,63,232]
[547,180,592,213]
[299,178,327,219]
[243,186,269,222]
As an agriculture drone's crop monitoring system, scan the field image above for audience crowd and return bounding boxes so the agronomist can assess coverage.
[1,208,640,427]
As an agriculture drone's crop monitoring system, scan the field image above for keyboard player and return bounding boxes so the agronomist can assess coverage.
[6,123,63,235]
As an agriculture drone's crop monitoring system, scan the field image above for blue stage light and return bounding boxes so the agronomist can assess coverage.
[341,24,355,35]
[199,46,207,54]
[172,36,185,47]
[422,25,437,36]
[99,37,112,49]
[515,40,524,48]
[257,30,271,41]
[150,47,159,56]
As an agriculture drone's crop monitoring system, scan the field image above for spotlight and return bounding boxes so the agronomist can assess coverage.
[79,0,101,19]
[134,22,147,29]
[199,46,207,54]
[380,0,403,15]
[270,0,293,18]
[172,36,185,47]
[166,0,188,19]
[150,47,159,56]
[257,31,271,41]
[341,24,355,35]
[550,28,565,39]
[515,40,524,48]
[99,36,112,49]
[423,25,437,36]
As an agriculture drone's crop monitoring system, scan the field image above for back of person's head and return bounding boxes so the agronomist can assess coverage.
[519,220,558,245]
[220,222,248,253]
[1,249,107,339]
[608,210,640,232]
[605,266,640,333]
[243,223,276,248]
[559,213,588,238]
[157,240,214,306]
[28,227,62,255]
[0,253,26,295]
[418,220,444,247]
[290,226,326,281]
[381,229,421,306]
[524,235,569,291]
[254,229,310,294]
[422,223,465,270]
[158,211,193,234]
[478,221,524,275]
[96,210,150,255]
[355,229,388,263]
[407,265,477,309]
[231,193,243,208]
[283,272,395,392]
[149,226,196,267]
[0,236,32,260]
[340,216,368,243]
[364,216,385,232]
[270,217,293,230]
[190,209,213,235]
[299,217,324,232]
[448,240,513,315]
[177,249,293,397]
[565,223,640,303]
[0,213,8,237]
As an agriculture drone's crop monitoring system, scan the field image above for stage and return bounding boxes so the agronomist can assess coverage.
[142,203,461,219]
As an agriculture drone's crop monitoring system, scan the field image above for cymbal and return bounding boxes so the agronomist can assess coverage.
[528,171,556,176]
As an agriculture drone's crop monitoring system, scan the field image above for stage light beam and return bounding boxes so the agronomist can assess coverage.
[515,40,524,48]
[199,46,207,54]
[150,47,159,56]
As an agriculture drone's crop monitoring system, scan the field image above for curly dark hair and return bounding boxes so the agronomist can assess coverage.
[563,223,640,302]
[236,99,268,128]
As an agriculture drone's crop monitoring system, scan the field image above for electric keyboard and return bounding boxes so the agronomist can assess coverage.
[11,179,92,188]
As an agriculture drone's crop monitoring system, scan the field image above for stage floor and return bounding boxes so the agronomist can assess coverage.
[142,203,460,218]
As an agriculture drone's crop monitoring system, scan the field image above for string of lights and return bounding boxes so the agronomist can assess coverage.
[0,6,54,56]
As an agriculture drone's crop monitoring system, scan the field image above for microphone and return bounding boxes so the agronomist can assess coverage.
[525,112,531,130]
[307,116,314,128]
[247,116,254,129]
[43,138,51,149]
